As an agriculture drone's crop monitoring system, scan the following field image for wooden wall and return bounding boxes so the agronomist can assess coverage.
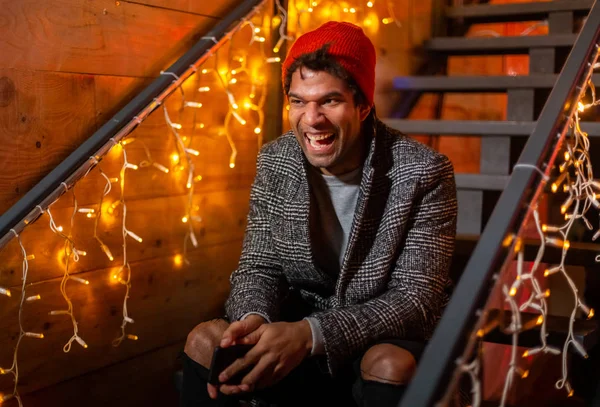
[0,1,265,405]
[0,0,456,405]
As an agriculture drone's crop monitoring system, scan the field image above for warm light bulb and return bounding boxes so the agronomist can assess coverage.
[24,332,44,339]
[198,86,210,92]
[308,7,313,12]
[71,277,90,285]
[254,127,261,134]
[194,175,203,182]
[523,350,529,357]
[152,162,169,173]
[75,336,88,349]
[230,78,237,84]
[578,102,585,112]
[509,287,517,297]
[382,17,393,24]
[121,137,136,146]
[174,254,183,267]
[536,315,544,325]
[349,7,356,12]
[254,27,260,33]
[0,288,12,297]
[171,153,180,163]
[522,370,529,378]
[26,294,41,302]
[201,69,209,74]
[229,163,235,169]
[127,334,139,341]
[100,244,114,261]
[125,163,138,170]
[588,308,595,319]
[171,123,183,130]
[185,148,200,156]
[182,216,188,223]
[26,254,35,261]
[126,230,143,243]
[266,57,281,63]
[343,7,348,12]
[185,101,203,108]
[56,226,64,232]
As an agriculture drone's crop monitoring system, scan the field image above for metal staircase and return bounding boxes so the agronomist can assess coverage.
[391,1,600,405]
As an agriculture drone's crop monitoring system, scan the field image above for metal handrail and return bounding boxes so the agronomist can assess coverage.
[400,1,600,405]
[0,0,266,249]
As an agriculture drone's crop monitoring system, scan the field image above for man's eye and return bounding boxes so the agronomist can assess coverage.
[324,99,338,105]
[290,99,302,105]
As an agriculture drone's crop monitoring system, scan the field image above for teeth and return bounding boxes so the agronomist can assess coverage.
[306,133,334,141]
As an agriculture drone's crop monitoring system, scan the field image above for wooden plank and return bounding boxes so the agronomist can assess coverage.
[0,69,96,215]
[0,188,251,287]
[0,241,240,396]
[0,70,261,214]
[21,341,184,406]
[0,0,217,77]
[122,0,239,18]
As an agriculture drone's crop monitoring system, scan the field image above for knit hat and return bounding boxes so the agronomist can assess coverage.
[282,21,377,106]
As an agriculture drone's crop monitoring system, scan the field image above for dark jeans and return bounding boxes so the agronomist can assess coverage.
[179,337,426,407]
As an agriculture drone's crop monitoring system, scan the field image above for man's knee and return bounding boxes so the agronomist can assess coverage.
[184,319,229,368]
[360,343,417,385]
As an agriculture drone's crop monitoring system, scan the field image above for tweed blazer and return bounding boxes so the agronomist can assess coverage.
[225,118,458,374]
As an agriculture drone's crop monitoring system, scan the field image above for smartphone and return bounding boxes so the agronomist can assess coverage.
[207,344,254,385]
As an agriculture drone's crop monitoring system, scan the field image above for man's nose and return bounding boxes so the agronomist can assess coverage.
[303,102,324,127]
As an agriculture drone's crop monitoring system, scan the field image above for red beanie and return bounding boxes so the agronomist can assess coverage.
[282,21,376,106]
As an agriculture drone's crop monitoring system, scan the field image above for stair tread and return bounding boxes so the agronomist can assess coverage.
[383,119,600,136]
[454,235,600,268]
[456,173,508,191]
[482,308,598,350]
[426,34,577,54]
[392,74,600,91]
[446,0,593,23]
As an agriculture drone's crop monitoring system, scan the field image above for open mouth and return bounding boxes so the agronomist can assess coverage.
[304,132,335,150]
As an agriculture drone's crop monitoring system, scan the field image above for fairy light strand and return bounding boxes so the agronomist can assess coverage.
[112,145,141,347]
[0,231,41,406]
[46,199,90,353]
[436,47,600,406]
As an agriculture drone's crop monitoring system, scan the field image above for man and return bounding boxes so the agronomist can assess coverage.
[182,21,457,407]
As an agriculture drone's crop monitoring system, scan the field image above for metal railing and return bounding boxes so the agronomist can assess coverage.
[400,1,600,405]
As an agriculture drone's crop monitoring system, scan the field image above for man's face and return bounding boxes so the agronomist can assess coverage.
[287,67,371,176]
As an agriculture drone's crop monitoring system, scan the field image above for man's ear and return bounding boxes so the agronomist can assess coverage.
[359,104,372,122]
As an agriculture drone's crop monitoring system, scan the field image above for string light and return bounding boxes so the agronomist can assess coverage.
[436,47,600,405]
[112,145,140,347]
[0,231,40,406]
[0,0,278,400]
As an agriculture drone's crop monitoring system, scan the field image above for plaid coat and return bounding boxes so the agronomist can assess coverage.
[225,119,457,374]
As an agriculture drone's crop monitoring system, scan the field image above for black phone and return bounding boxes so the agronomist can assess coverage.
[207,344,254,385]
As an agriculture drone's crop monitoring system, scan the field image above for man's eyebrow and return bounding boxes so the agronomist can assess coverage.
[288,91,346,100]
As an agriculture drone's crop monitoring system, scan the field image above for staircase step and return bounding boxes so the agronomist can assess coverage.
[482,308,599,351]
[446,0,593,24]
[456,174,508,191]
[454,235,600,268]
[383,119,600,137]
[426,34,577,55]
[393,74,600,92]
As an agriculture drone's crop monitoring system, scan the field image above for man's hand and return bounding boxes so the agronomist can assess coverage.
[207,314,267,399]
[217,320,313,396]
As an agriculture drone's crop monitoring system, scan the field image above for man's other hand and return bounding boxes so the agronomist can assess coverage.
[207,314,267,399]
[220,314,267,348]
[217,320,313,396]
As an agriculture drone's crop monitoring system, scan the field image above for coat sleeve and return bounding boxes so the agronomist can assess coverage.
[310,154,458,374]
[225,150,289,322]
